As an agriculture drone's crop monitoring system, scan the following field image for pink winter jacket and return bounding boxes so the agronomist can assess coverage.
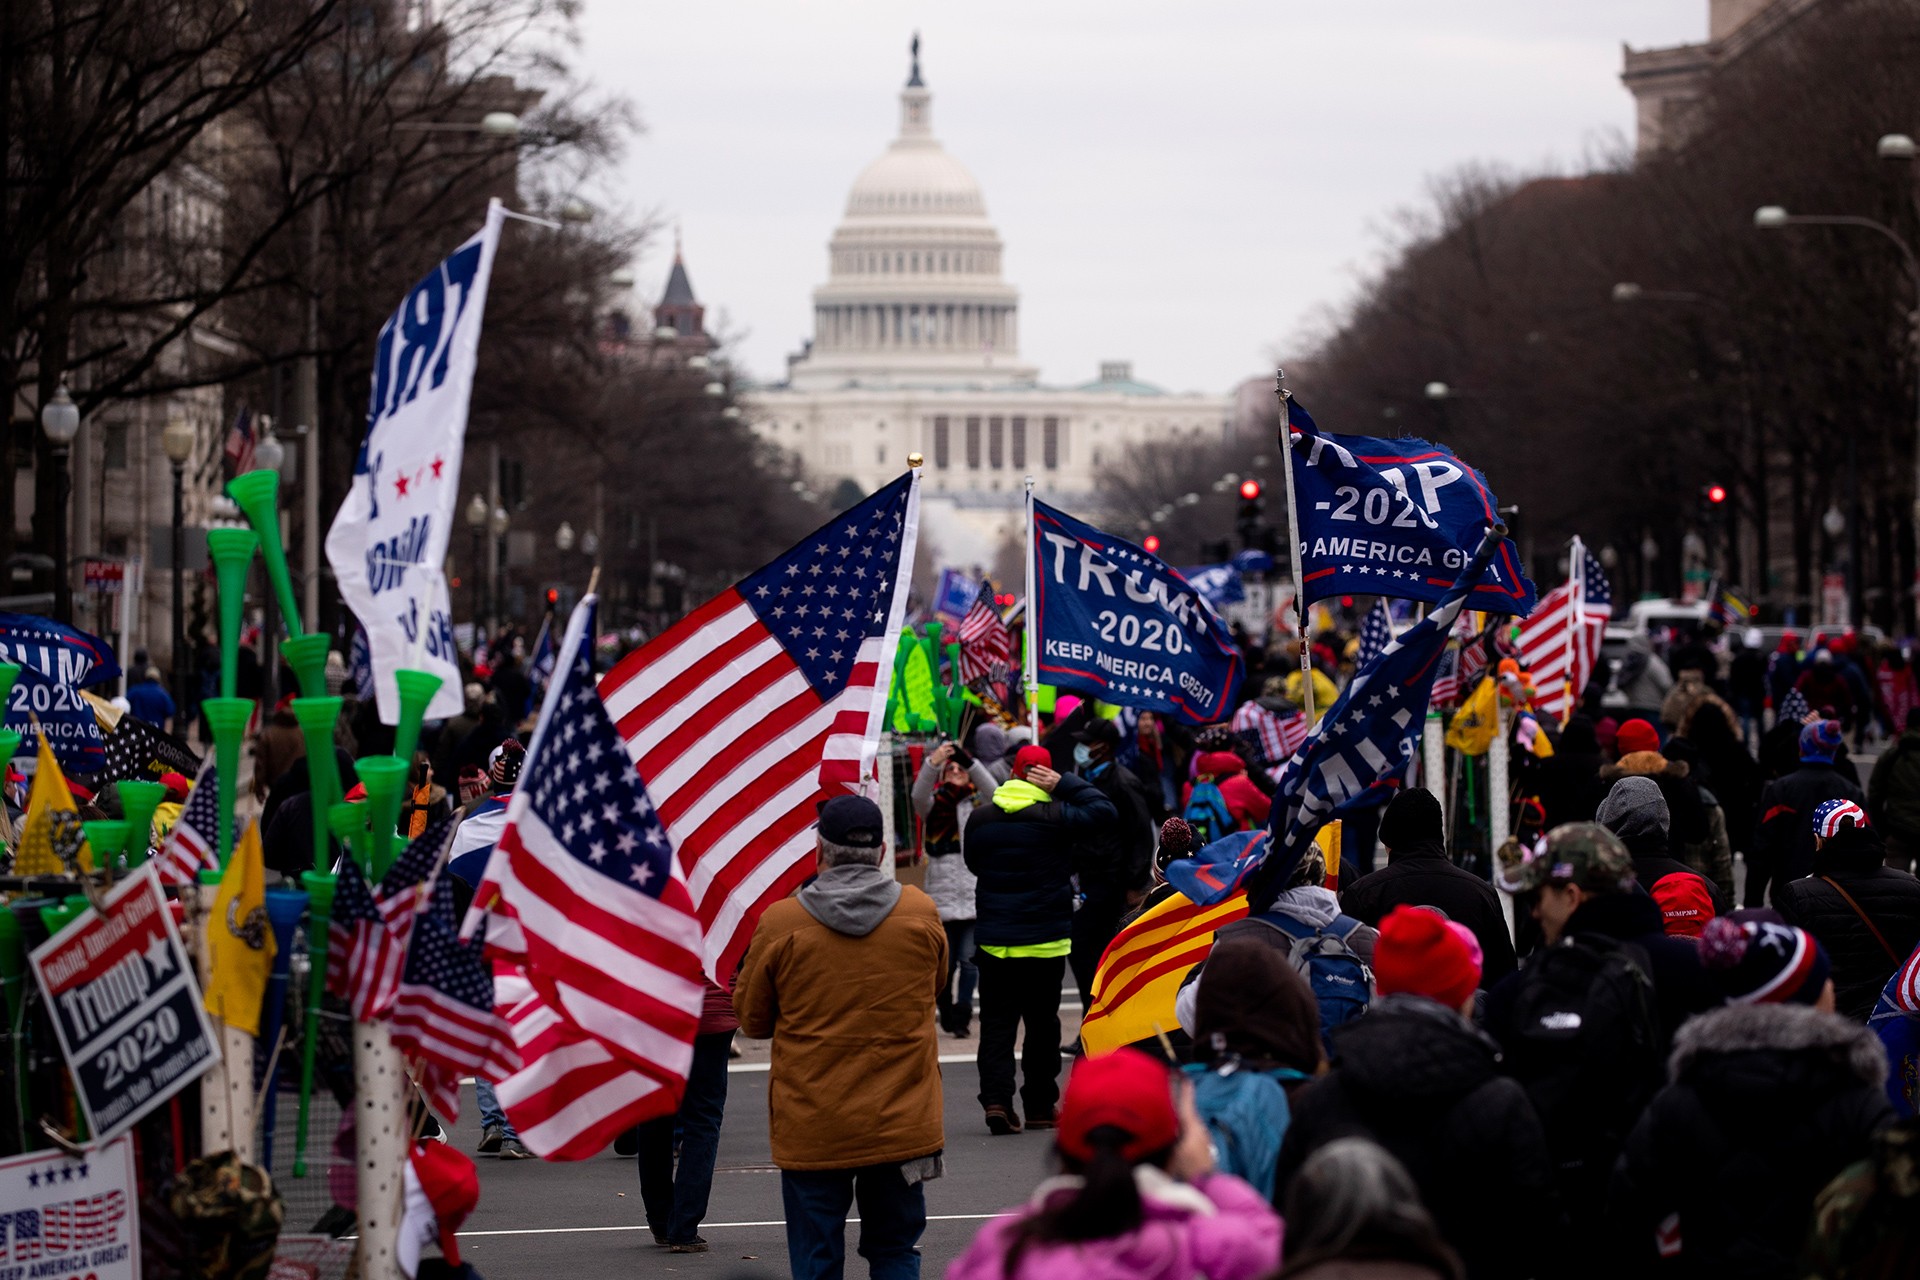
[946,1167,1281,1280]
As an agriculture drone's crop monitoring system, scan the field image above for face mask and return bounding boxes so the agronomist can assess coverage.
[1072,744,1093,769]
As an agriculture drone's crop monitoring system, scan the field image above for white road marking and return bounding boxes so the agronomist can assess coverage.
[462,1212,1008,1238]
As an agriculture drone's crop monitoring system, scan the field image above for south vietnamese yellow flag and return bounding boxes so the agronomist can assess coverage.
[203,821,276,1036]
[14,733,90,876]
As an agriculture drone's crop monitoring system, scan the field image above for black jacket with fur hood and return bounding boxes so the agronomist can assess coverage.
[1606,1003,1895,1279]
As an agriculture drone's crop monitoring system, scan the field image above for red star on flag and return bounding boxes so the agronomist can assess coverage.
[395,474,410,498]
[430,456,445,480]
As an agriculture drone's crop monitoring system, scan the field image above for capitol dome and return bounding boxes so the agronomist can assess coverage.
[787,44,1036,391]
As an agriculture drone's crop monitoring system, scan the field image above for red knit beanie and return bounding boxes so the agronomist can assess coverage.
[1374,906,1481,1009]
[1615,718,1661,756]
[1013,745,1053,779]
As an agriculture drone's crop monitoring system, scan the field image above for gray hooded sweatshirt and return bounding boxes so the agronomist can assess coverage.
[797,862,902,937]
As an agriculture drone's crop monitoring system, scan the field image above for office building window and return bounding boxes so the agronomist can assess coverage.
[1010,417,1027,469]
[965,416,982,470]
[988,416,1003,469]
[1043,417,1061,469]
[932,417,949,469]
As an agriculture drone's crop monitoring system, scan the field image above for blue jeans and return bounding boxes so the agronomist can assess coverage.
[474,1079,517,1139]
[781,1163,926,1280]
[638,1030,733,1243]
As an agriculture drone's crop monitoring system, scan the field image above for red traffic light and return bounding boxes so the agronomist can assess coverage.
[1239,479,1263,501]
[1143,535,1162,554]
[1706,484,1727,505]
[994,592,1016,607]
[545,588,559,605]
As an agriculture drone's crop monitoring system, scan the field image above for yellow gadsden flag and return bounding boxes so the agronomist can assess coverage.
[203,821,276,1036]
[14,733,90,876]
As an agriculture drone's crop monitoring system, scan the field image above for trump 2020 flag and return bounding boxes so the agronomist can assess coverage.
[1287,399,1535,617]
[1033,499,1244,725]
[327,200,505,725]
[1168,524,1505,909]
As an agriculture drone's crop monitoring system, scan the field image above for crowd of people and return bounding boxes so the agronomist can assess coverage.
[716,619,1920,1280]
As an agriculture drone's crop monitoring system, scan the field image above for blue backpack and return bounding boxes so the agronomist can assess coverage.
[1183,780,1237,846]
[1250,912,1372,1051]
[1182,1060,1308,1199]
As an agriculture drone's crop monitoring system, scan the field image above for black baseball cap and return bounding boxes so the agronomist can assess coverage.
[1074,718,1122,748]
[817,795,885,848]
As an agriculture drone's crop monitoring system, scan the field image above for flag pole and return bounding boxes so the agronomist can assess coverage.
[1024,474,1040,736]
[1274,369,1316,724]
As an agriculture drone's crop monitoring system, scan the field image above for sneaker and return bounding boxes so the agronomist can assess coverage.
[498,1138,534,1160]
[984,1105,1022,1136]
[668,1239,709,1254]
[477,1124,504,1155]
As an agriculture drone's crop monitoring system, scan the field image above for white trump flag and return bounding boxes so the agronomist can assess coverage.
[327,199,504,724]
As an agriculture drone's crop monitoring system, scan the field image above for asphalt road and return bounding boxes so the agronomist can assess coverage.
[452,1056,1057,1278]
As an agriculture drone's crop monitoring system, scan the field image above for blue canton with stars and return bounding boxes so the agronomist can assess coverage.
[526,604,675,897]
[739,474,913,700]
[401,873,494,1012]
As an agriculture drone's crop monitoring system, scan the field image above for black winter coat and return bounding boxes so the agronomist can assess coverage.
[964,773,1117,948]
[1607,1003,1894,1279]
[1753,763,1865,907]
[1615,829,1733,927]
[1076,761,1155,899]
[1275,995,1564,1280]
[1774,859,1920,1020]
[1339,839,1517,985]
[1487,891,1720,1045]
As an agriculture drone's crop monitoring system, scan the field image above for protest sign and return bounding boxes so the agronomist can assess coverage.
[1032,500,1243,724]
[28,866,217,1144]
[0,1135,140,1280]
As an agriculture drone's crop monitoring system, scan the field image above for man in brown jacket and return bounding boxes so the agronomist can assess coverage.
[734,795,948,1280]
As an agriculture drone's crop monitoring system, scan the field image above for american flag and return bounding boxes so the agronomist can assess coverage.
[327,812,454,1021]
[392,873,518,1121]
[466,594,706,1157]
[1517,537,1613,724]
[157,756,218,885]
[598,472,921,986]
[958,587,1014,685]
[1230,700,1309,766]
[1355,599,1394,670]
[222,407,256,479]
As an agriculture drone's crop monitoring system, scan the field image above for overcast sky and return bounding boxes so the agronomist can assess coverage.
[574,2,1705,396]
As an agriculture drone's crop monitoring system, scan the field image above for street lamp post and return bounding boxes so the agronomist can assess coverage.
[465,494,489,645]
[1755,194,1920,627]
[163,419,196,714]
[40,384,81,622]
[489,504,510,634]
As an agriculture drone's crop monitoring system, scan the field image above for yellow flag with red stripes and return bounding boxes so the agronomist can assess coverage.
[1079,889,1250,1056]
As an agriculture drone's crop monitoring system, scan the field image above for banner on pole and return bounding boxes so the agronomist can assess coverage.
[931,568,979,629]
[1287,401,1535,616]
[0,1134,141,1279]
[0,613,121,772]
[27,866,218,1144]
[327,200,506,725]
[1032,500,1244,725]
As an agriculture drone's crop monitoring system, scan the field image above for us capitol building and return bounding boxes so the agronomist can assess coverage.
[746,46,1237,567]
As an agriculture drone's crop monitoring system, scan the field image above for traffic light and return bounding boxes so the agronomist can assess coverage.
[1142,534,1161,555]
[1236,478,1266,549]
[544,588,558,607]
[1706,483,1727,506]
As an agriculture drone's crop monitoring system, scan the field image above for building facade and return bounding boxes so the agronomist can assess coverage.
[748,49,1233,568]
[1622,0,1823,154]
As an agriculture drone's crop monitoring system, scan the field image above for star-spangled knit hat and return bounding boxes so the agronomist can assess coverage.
[1814,798,1870,840]
[1699,914,1830,1006]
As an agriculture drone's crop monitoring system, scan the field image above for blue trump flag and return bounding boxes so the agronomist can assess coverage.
[1287,399,1535,616]
[1165,524,1504,909]
[1033,499,1244,725]
[0,613,121,772]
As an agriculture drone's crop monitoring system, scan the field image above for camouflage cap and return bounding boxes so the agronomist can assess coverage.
[1495,822,1635,895]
